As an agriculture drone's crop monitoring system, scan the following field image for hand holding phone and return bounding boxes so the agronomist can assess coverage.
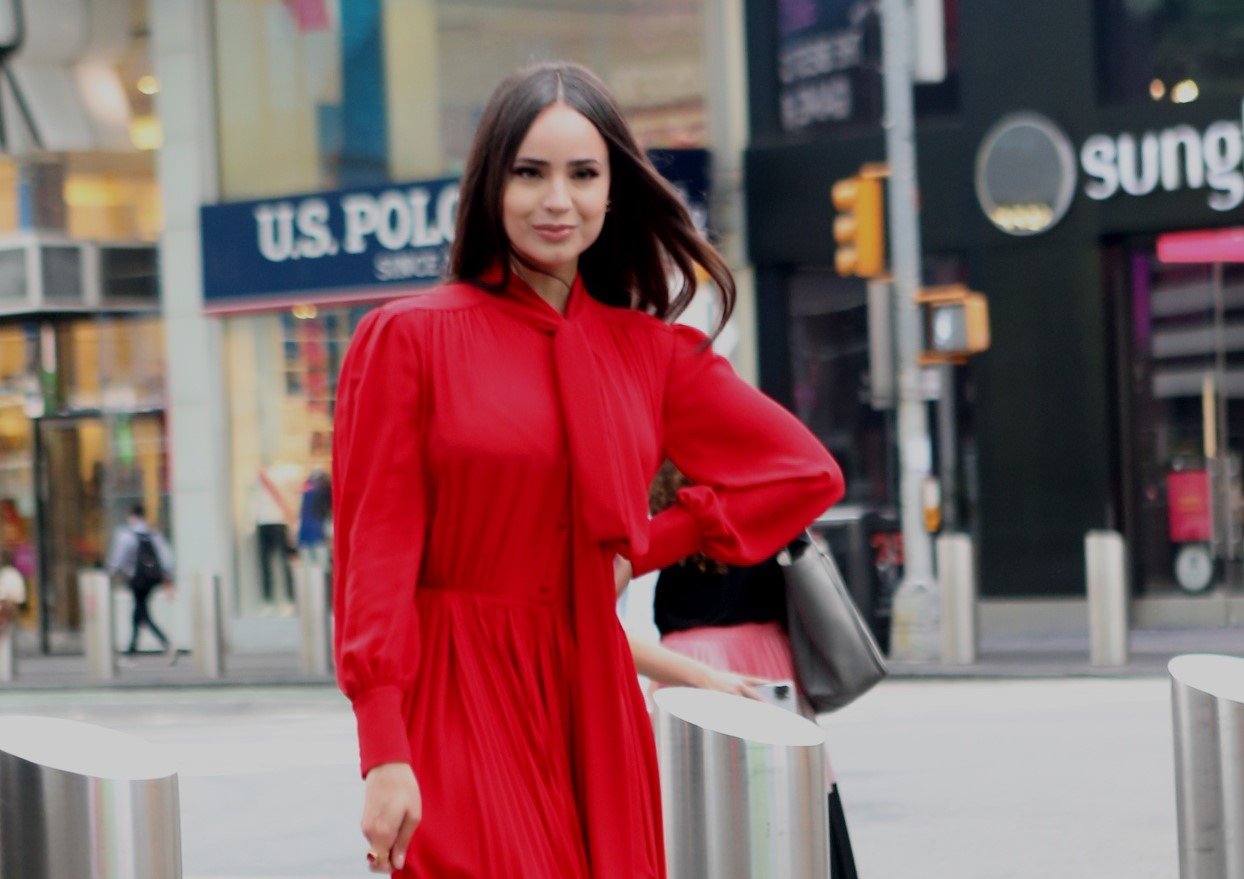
[754,680,798,713]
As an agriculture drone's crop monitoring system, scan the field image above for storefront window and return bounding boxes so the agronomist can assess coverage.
[213,0,707,199]
[1097,0,1244,105]
[225,305,364,614]
[0,326,35,629]
[31,317,169,648]
[56,318,166,413]
[1124,245,1244,594]
[0,0,161,245]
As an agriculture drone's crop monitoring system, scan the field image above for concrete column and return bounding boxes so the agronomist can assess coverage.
[383,0,442,180]
[703,0,758,384]
[151,0,235,638]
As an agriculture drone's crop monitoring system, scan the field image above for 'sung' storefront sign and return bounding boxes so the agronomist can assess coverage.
[1081,101,1244,212]
[975,102,1244,237]
[200,150,710,313]
[200,177,460,312]
[776,0,879,131]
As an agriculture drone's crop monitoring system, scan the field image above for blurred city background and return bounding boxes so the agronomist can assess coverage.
[0,0,1239,665]
[0,0,1240,875]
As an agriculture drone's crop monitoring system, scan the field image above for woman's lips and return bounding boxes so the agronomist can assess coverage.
[534,225,575,242]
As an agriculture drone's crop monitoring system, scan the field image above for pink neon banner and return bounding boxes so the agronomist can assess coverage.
[1156,227,1244,264]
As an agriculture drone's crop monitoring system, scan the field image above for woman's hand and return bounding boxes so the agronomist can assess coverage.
[362,762,422,873]
[692,666,768,702]
[613,555,633,597]
[627,633,768,702]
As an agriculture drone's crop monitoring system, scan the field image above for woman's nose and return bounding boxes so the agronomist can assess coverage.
[543,177,572,212]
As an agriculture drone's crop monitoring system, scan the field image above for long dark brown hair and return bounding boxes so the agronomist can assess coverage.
[449,61,735,335]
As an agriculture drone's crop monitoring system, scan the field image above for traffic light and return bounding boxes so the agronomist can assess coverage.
[916,284,990,365]
[831,163,888,278]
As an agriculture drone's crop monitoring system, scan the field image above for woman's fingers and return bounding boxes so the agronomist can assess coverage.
[363,806,420,872]
[361,763,421,873]
[390,810,421,871]
[739,683,765,701]
[366,849,390,873]
[362,819,397,873]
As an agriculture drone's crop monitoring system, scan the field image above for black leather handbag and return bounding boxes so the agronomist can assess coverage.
[780,531,887,713]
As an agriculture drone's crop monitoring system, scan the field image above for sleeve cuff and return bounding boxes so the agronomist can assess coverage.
[352,685,412,778]
[629,505,702,577]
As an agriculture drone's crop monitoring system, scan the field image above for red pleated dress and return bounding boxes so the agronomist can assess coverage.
[332,268,845,878]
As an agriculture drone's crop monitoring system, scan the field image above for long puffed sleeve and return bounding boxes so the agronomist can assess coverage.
[629,325,845,576]
[332,307,427,777]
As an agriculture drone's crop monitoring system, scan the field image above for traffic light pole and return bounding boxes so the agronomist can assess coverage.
[880,0,937,655]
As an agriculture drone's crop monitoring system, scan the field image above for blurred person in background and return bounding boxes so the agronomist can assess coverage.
[333,61,844,877]
[106,504,176,663]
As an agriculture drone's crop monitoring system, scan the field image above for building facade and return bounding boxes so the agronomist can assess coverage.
[745,0,1244,618]
[0,0,166,653]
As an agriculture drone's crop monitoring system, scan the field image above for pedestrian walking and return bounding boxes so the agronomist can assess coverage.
[333,60,845,878]
[106,504,176,662]
[644,461,860,878]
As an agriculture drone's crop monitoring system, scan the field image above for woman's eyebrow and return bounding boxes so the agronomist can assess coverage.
[513,157,603,167]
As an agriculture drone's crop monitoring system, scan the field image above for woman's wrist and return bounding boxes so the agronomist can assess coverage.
[365,761,411,780]
[684,659,714,689]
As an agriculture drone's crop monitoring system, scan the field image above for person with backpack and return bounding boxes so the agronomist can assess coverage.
[106,504,177,663]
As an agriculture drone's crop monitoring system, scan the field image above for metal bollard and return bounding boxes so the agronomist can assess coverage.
[1085,531,1129,666]
[1170,654,1244,879]
[0,620,15,682]
[654,687,829,879]
[296,562,331,677]
[78,569,116,682]
[937,532,977,665]
[888,578,941,662]
[191,573,225,679]
[0,715,181,877]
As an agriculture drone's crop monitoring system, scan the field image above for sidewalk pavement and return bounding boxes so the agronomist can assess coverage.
[0,625,1240,691]
[887,625,1244,678]
[0,650,333,691]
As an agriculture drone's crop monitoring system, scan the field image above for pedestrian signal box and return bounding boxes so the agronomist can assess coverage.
[916,284,990,365]
[831,163,888,278]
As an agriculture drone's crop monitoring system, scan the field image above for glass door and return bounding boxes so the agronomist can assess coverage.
[34,412,167,653]
[1126,248,1244,595]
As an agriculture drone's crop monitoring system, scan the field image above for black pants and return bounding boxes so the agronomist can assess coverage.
[128,581,169,653]
[830,784,859,879]
[257,523,294,602]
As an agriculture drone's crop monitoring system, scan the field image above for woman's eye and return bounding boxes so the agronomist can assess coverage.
[512,166,540,179]
[573,168,600,180]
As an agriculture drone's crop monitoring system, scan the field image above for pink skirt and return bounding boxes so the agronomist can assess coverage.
[660,621,798,681]
[658,621,835,784]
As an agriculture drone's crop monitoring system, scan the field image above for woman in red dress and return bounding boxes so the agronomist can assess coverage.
[333,61,845,878]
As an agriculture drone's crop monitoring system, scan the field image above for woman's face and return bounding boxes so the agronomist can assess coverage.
[503,102,611,280]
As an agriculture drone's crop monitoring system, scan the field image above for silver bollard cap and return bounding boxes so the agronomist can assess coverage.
[1169,653,1244,701]
[654,687,826,746]
[0,715,176,780]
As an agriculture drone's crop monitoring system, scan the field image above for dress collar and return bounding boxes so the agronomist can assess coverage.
[474,263,588,332]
